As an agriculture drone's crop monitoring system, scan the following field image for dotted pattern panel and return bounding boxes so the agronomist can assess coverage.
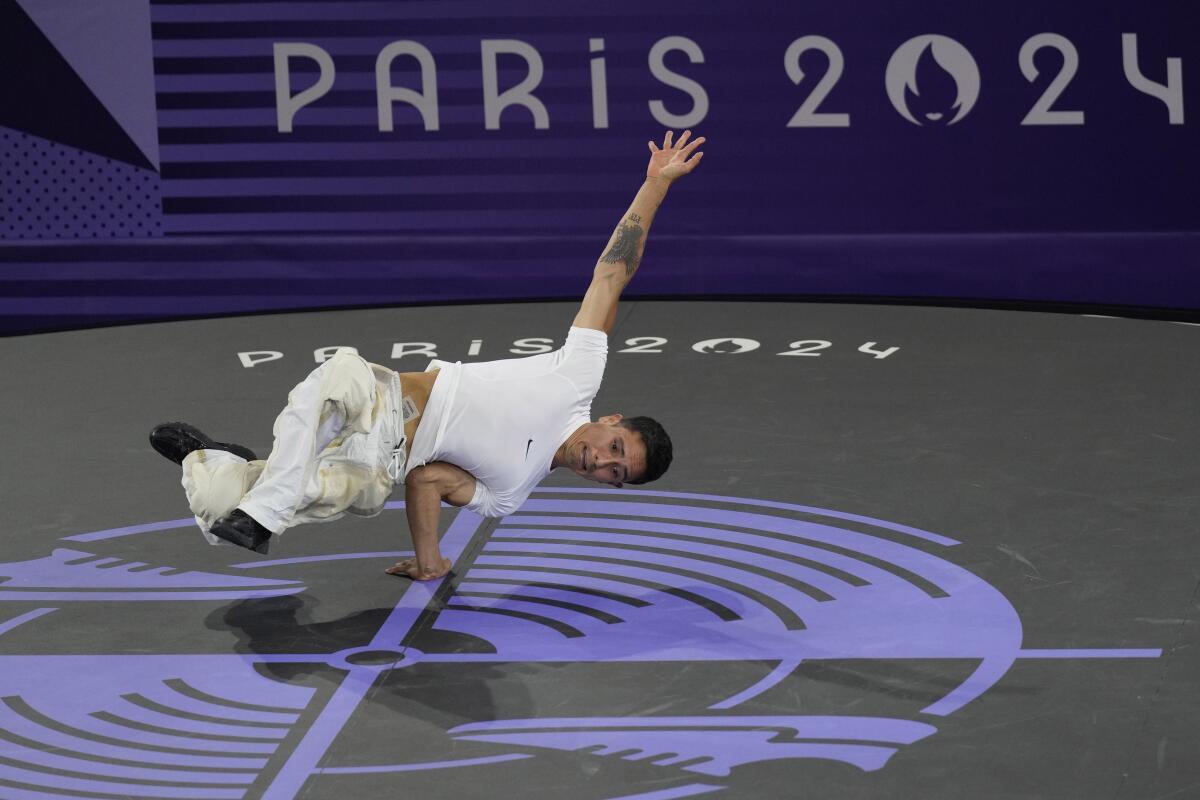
[1,127,162,239]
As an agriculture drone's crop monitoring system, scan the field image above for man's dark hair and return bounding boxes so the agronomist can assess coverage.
[619,416,673,484]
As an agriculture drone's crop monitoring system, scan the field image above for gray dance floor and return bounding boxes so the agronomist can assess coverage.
[1,301,1197,799]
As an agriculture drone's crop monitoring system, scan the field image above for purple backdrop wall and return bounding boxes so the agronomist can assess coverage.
[1,0,1197,333]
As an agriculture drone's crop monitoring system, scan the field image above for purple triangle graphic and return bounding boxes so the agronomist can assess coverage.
[15,0,158,169]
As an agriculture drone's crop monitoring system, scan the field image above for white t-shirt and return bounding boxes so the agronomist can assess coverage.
[405,326,608,517]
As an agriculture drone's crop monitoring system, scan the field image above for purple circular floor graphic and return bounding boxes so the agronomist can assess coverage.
[0,489,1161,799]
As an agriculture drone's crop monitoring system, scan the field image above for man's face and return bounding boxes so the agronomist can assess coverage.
[564,414,647,488]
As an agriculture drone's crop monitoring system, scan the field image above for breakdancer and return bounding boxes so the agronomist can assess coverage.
[151,130,705,580]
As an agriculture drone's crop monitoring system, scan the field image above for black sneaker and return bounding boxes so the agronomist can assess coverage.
[210,509,272,554]
[149,422,257,465]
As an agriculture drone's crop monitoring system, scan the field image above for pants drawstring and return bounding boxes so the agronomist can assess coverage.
[387,435,407,483]
[386,386,407,484]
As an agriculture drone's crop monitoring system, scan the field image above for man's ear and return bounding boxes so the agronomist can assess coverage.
[598,413,624,425]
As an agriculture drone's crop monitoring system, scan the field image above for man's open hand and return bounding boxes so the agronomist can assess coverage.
[646,130,705,183]
[385,557,452,581]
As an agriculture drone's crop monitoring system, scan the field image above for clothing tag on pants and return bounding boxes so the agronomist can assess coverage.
[401,396,421,423]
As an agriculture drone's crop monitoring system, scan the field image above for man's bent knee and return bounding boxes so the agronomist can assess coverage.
[318,349,377,434]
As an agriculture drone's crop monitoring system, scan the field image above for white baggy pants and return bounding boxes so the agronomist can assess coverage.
[181,349,405,545]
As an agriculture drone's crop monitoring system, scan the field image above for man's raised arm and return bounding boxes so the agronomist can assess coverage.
[573,130,705,334]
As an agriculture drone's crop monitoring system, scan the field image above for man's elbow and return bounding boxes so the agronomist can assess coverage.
[404,464,437,488]
[405,464,453,497]
[592,262,630,289]
[406,461,476,506]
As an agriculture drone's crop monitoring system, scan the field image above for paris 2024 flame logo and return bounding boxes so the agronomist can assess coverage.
[886,35,981,126]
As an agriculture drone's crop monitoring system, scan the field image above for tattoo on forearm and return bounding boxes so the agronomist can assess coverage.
[629,212,642,223]
[601,222,645,277]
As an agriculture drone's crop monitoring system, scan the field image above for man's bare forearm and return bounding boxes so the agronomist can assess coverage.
[397,462,474,580]
[404,475,445,575]
[596,176,671,287]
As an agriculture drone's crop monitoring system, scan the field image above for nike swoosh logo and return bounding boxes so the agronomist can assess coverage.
[525,438,533,460]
